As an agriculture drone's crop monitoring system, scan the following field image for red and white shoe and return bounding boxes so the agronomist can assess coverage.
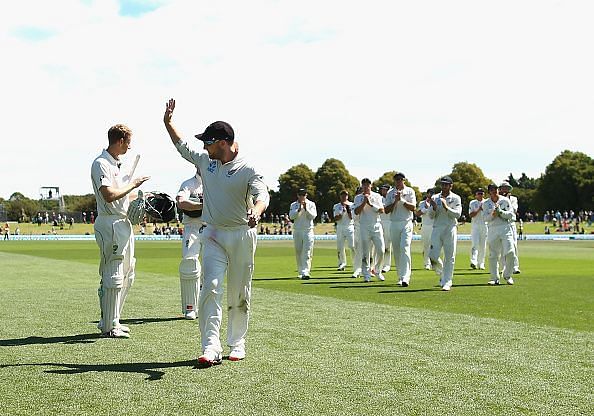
[229,346,246,361]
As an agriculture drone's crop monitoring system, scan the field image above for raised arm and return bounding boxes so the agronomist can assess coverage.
[163,98,184,145]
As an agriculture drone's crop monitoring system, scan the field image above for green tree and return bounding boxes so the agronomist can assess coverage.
[314,158,359,219]
[5,195,42,221]
[534,150,594,212]
[63,194,96,213]
[437,162,493,217]
[277,164,316,215]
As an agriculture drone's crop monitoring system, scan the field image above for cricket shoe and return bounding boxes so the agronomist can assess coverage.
[363,275,372,283]
[424,265,432,271]
[470,263,477,269]
[375,271,385,281]
[198,350,223,367]
[102,328,130,338]
[513,269,521,274]
[184,311,197,320]
[401,281,409,287]
[228,346,246,362]
[381,266,390,273]
[488,279,500,285]
[337,264,346,271]
[98,320,130,333]
[505,277,515,285]
[441,282,452,291]
[301,275,310,280]
[351,269,362,278]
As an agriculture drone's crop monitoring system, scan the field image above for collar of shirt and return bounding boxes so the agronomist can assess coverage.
[102,149,121,168]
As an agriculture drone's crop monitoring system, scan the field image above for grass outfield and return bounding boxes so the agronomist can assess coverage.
[0,240,592,415]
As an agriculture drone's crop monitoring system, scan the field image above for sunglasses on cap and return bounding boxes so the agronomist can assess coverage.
[203,138,223,146]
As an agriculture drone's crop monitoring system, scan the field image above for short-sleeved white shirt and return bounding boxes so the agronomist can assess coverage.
[333,201,354,228]
[91,149,128,216]
[386,186,416,222]
[352,191,384,227]
[177,173,204,226]
[469,199,487,226]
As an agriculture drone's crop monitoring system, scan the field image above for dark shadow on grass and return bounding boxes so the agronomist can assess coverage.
[0,359,198,381]
[253,276,298,281]
[0,333,101,346]
[119,317,186,325]
[454,271,490,276]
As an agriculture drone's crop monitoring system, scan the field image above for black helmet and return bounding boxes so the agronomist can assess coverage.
[145,192,176,223]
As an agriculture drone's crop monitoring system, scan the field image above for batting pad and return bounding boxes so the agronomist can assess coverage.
[180,278,199,314]
[103,255,124,288]
[180,257,200,314]
[100,287,121,332]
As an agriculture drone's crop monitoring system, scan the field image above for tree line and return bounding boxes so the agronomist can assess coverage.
[1,150,592,222]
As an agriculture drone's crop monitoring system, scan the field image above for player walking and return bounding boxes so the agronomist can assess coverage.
[289,188,317,279]
[428,176,462,291]
[91,124,150,338]
[352,178,385,282]
[498,181,521,274]
[163,99,269,366]
[384,172,417,287]
[483,184,516,285]
[333,190,355,272]
[176,168,205,320]
[468,188,488,270]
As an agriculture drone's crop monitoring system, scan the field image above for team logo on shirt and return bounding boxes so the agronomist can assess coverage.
[208,161,217,173]
[226,168,238,177]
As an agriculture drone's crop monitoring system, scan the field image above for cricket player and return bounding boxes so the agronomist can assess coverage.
[352,178,385,282]
[483,184,516,285]
[378,184,392,273]
[428,176,462,291]
[468,188,488,270]
[163,99,269,366]
[333,190,355,272]
[351,187,363,278]
[415,189,436,270]
[384,172,417,287]
[289,188,317,279]
[176,168,205,320]
[499,181,521,274]
[91,124,150,338]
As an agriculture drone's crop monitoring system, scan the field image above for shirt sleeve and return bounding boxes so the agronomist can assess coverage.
[248,172,270,208]
[305,201,317,220]
[288,202,299,220]
[91,160,112,189]
[175,140,206,167]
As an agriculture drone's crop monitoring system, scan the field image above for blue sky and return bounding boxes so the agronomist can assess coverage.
[1,0,593,201]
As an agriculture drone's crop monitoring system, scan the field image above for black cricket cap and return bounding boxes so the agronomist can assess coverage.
[440,175,453,184]
[380,184,390,190]
[361,178,371,184]
[297,188,307,195]
[487,183,498,191]
[475,187,485,194]
[195,121,234,143]
[393,172,406,180]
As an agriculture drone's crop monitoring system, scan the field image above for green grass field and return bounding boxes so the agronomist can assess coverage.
[0,239,592,415]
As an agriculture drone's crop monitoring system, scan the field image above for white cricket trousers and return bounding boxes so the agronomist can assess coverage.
[381,219,392,271]
[429,224,457,287]
[421,224,433,268]
[390,220,413,283]
[510,222,520,270]
[336,225,355,268]
[470,224,487,268]
[360,222,385,277]
[199,225,257,354]
[352,223,362,275]
[293,228,314,276]
[488,224,515,280]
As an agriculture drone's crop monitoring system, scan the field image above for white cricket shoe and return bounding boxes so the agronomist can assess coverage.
[98,320,130,333]
[381,266,390,273]
[229,346,246,361]
[184,311,197,320]
[441,282,452,291]
[376,272,385,281]
[337,264,346,271]
[102,328,130,338]
[488,279,500,285]
[505,277,514,285]
[424,265,432,271]
[198,350,222,366]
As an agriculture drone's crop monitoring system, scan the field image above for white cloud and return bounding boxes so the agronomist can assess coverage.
[1,0,593,204]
